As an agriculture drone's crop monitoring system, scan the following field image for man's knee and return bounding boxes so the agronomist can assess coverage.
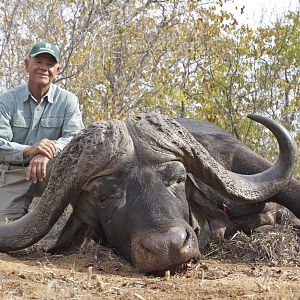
[0,159,55,221]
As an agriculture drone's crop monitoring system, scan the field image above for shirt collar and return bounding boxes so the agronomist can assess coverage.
[24,83,54,103]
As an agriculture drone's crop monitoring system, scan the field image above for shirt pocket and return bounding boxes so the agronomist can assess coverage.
[12,114,31,143]
[40,116,64,139]
[41,116,64,127]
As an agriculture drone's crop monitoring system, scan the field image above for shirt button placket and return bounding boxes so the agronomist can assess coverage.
[29,105,42,145]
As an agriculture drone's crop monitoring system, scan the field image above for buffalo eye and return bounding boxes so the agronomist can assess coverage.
[163,174,186,187]
[100,194,108,202]
[160,161,187,187]
[176,177,185,184]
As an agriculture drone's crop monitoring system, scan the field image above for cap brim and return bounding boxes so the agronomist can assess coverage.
[30,50,59,62]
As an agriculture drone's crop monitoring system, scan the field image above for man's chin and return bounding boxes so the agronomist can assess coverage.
[35,80,51,87]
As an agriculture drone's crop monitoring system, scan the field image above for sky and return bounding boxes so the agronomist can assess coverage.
[222,0,299,28]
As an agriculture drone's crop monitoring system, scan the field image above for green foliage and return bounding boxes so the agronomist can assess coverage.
[0,0,299,175]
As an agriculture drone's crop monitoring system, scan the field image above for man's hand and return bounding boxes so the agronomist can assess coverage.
[24,139,57,159]
[25,154,50,183]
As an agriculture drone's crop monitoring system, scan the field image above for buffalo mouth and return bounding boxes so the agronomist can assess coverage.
[131,225,201,274]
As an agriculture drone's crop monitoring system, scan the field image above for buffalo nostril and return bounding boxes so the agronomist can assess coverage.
[132,225,200,273]
[141,226,189,254]
[167,227,188,249]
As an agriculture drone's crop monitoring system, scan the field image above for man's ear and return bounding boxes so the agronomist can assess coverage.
[56,64,61,74]
[24,59,29,71]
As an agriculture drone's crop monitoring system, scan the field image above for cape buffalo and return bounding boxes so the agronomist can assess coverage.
[0,113,298,274]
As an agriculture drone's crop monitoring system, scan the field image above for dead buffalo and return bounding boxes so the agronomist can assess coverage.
[0,113,298,274]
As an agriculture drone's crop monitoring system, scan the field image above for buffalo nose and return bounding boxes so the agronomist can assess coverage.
[143,226,188,253]
[132,225,200,273]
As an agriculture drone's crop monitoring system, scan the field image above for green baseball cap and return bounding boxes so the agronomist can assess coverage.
[29,41,60,62]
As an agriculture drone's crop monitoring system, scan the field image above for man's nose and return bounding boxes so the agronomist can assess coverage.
[39,63,49,71]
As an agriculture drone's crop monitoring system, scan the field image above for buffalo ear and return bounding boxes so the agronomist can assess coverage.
[186,173,229,247]
[48,188,107,254]
[47,214,93,254]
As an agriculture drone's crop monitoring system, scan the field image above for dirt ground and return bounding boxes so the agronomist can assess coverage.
[0,242,299,300]
[0,236,299,299]
[0,211,299,300]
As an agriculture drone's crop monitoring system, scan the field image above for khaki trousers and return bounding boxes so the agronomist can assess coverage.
[0,163,48,221]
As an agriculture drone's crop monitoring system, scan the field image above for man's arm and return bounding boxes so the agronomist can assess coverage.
[0,98,56,184]
[0,103,56,164]
[25,154,50,183]
[55,95,84,154]
[23,139,57,159]
[23,139,57,183]
[26,95,83,183]
[0,101,29,164]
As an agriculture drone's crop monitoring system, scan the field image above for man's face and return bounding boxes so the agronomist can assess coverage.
[25,53,60,87]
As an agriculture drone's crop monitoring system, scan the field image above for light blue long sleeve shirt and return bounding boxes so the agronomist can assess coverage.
[0,83,84,164]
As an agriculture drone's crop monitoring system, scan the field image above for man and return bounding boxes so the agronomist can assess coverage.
[0,41,84,221]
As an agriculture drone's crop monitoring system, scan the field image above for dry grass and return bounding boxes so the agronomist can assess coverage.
[0,211,300,299]
[205,213,300,266]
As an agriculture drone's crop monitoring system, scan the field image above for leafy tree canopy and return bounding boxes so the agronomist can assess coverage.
[0,0,299,175]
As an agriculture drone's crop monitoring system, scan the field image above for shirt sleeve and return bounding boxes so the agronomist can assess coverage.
[0,97,28,164]
[55,94,84,153]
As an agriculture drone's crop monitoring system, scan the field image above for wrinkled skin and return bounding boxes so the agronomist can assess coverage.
[52,161,201,273]
[177,118,300,237]
[0,113,298,274]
